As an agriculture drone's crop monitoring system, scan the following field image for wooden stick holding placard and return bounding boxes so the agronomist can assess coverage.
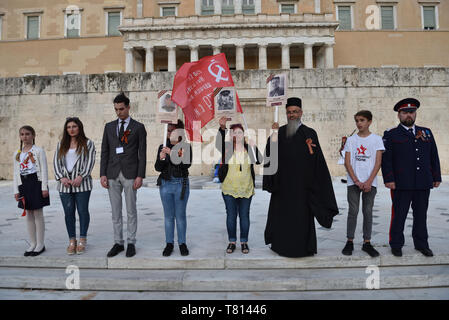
[163,123,168,147]
[241,113,257,163]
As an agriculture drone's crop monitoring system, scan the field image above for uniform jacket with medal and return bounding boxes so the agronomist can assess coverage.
[382,125,441,190]
[100,118,147,180]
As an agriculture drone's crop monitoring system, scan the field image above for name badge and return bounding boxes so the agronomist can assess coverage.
[116,147,124,154]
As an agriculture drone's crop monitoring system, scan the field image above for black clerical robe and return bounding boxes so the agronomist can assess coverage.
[263,124,338,258]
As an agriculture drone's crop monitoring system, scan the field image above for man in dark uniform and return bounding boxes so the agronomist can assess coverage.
[381,98,441,257]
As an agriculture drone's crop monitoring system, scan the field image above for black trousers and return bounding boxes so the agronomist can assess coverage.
[389,189,430,250]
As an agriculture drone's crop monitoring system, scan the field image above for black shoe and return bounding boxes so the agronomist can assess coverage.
[107,244,124,257]
[179,243,189,256]
[362,242,380,258]
[241,243,249,254]
[391,247,402,257]
[415,247,434,257]
[163,243,174,257]
[30,246,45,257]
[342,241,353,256]
[126,244,136,258]
[24,251,33,257]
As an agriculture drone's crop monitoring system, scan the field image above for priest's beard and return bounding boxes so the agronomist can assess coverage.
[286,118,301,138]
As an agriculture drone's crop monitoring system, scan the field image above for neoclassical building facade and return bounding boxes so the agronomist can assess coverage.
[0,0,448,77]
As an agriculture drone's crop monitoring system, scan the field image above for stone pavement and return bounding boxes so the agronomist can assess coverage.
[0,176,448,299]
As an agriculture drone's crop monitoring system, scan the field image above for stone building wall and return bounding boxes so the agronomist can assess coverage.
[0,68,448,180]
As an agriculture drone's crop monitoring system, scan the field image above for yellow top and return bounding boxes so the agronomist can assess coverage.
[221,150,254,199]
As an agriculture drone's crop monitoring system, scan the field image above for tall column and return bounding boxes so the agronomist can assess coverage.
[325,43,334,68]
[167,45,176,72]
[215,0,222,14]
[281,43,290,70]
[258,44,267,70]
[212,45,221,55]
[314,0,321,13]
[235,0,243,14]
[190,45,199,62]
[304,43,313,69]
[144,46,154,72]
[236,44,244,70]
[137,0,143,18]
[125,47,134,73]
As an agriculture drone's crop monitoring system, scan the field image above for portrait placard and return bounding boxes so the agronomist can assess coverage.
[214,87,236,120]
[266,73,288,107]
[157,90,178,124]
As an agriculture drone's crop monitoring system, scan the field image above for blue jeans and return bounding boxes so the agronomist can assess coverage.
[59,191,91,239]
[159,177,190,245]
[222,193,252,243]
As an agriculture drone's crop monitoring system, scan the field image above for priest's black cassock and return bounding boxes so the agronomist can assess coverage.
[263,124,339,258]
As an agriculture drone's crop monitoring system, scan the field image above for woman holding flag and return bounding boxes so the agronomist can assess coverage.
[216,117,262,254]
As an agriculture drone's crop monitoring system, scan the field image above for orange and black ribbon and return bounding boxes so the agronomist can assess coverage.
[306,138,316,155]
[121,130,131,144]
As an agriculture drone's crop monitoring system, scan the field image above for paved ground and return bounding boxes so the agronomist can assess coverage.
[0,175,448,300]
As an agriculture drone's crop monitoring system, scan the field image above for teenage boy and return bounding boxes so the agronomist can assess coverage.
[342,110,385,257]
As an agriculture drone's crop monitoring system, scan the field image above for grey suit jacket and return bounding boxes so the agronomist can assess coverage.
[100,118,147,180]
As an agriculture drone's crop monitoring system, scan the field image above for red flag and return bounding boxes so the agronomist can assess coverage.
[172,53,242,141]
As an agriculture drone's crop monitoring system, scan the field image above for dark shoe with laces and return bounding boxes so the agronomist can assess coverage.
[163,243,174,257]
[107,244,124,257]
[126,244,136,258]
[179,243,189,256]
[342,241,353,256]
[362,242,380,257]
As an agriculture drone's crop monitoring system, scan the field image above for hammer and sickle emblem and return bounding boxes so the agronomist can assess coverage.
[208,61,229,83]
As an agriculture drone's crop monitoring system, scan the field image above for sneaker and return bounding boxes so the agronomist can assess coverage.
[342,241,354,256]
[362,242,380,257]
[163,243,174,257]
[179,243,189,256]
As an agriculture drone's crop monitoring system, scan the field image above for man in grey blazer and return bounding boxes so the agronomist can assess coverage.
[100,93,147,258]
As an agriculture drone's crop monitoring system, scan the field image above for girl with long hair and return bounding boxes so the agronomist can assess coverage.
[13,126,49,256]
[53,117,96,255]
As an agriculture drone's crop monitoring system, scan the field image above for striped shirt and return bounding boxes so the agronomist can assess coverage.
[53,139,96,193]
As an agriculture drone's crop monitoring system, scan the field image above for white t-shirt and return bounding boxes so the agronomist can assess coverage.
[65,149,78,173]
[19,150,37,175]
[343,133,385,187]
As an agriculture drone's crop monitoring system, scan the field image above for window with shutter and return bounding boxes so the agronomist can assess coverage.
[423,6,436,30]
[222,0,234,15]
[162,7,176,16]
[338,6,351,30]
[280,4,295,14]
[66,13,80,38]
[27,16,39,39]
[202,0,214,15]
[242,0,255,14]
[108,12,121,36]
[381,6,394,30]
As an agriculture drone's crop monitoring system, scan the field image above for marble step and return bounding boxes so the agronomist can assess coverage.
[0,265,448,292]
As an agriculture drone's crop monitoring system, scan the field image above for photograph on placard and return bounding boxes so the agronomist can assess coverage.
[266,73,288,107]
[159,92,177,113]
[157,90,178,124]
[215,87,236,120]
